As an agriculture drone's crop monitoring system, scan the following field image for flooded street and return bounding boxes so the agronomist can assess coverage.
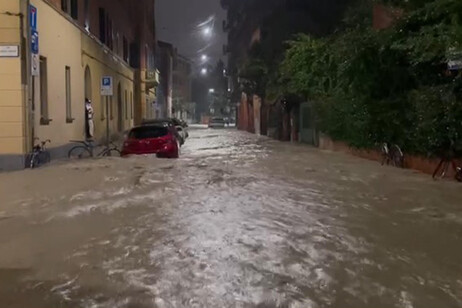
[1,127,462,308]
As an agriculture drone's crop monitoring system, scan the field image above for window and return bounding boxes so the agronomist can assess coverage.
[99,8,106,43]
[84,0,90,31]
[70,0,78,20]
[107,17,113,50]
[145,45,149,68]
[124,90,128,119]
[130,92,133,119]
[65,66,73,123]
[61,0,68,12]
[123,37,129,63]
[129,126,168,140]
[39,56,50,125]
[61,0,78,20]
[115,32,119,55]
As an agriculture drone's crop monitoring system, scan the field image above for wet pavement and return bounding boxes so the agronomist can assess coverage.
[0,127,462,308]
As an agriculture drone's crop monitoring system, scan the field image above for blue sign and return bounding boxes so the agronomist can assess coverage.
[101,76,113,96]
[31,30,39,54]
[30,5,37,31]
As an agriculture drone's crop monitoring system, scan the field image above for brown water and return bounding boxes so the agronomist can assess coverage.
[0,127,461,308]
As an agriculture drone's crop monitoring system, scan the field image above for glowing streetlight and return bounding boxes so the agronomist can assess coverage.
[201,54,208,62]
[201,68,207,75]
[209,88,215,93]
[203,27,212,37]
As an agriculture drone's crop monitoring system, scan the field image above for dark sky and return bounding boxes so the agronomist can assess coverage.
[156,0,227,67]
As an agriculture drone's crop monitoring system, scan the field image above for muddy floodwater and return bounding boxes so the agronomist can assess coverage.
[0,127,462,308]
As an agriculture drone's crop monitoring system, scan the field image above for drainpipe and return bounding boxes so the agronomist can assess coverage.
[24,0,33,153]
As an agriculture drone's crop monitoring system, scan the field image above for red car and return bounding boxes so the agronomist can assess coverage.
[121,125,180,158]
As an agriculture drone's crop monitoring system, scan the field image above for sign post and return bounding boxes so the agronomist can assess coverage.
[29,5,39,150]
[31,54,39,76]
[101,76,113,146]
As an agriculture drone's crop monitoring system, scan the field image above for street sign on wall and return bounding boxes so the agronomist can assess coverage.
[0,45,19,57]
[31,54,40,76]
[30,5,37,31]
[30,5,39,55]
[101,76,113,96]
[31,30,39,54]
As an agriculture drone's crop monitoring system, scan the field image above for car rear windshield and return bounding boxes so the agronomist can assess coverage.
[129,126,169,139]
[141,119,172,127]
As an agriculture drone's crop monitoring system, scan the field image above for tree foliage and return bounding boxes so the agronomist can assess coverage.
[280,0,462,155]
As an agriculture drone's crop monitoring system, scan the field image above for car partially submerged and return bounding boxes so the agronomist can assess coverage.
[141,118,188,145]
[121,125,180,158]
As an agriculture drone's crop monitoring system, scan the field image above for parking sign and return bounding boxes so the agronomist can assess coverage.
[101,76,113,96]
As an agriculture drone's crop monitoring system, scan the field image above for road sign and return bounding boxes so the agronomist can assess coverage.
[0,45,19,57]
[101,76,113,96]
[31,30,39,54]
[30,5,37,31]
[31,54,40,76]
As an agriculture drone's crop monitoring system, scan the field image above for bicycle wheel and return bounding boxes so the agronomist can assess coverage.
[391,145,404,168]
[455,167,462,182]
[68,146,92,159]
[433,160,449,180]
[29,153,39,169]
[101,148,121,157]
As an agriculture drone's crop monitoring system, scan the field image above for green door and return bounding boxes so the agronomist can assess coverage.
[299,102,316,145]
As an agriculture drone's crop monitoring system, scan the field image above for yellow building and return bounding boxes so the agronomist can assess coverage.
[0,0,26,170]
[0,0,158,171]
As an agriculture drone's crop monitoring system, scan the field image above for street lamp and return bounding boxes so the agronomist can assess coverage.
[209,88,215,93]
[201,68,207,75]
[203,27,212,37]
[201,54,208,62]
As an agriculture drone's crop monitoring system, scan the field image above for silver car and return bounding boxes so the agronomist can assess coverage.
[208,117,226,128]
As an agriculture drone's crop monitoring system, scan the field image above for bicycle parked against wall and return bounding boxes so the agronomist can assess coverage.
[381,143,404,168]
[68,140,121,159]
[433,158,462,182]
[432,142,462,182]
[27,138,51,169]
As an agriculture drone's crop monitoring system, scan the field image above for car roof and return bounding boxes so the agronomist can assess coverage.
[131,124,168,130]
[141,119,174,126]
[142,118,172,123]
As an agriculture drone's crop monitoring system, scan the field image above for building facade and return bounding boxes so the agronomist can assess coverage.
[222,0,347,139]
[157,41,173,119]
[0,0,157,171]
[172,54,194,122]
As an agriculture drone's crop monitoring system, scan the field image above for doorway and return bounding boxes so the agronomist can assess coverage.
[117,83,123,132]
[84,66,92,138]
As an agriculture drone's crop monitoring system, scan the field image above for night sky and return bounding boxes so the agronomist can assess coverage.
[156,0,227,68]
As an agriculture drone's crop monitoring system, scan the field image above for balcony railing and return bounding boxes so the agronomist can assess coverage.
[145,69,160,88]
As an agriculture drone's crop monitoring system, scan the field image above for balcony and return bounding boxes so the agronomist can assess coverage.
[145,69,160,88]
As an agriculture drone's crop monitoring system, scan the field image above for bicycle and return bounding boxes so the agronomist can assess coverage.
[381,143,404,168]
[68,140,121,159]
[432,157,462,182]
[27,138,51,169]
